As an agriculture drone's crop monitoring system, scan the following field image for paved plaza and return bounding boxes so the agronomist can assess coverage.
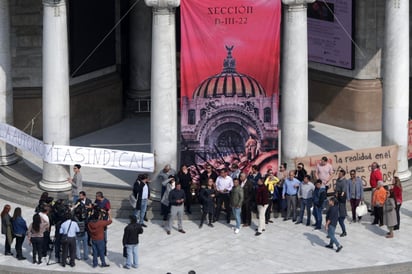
[0,117,411,273]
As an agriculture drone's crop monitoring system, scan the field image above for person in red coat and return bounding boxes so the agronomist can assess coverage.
[255,178,269,236]
[391,176,402,230]
[369,162,383,212]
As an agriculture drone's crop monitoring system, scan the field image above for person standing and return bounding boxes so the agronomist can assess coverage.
[335,170,348,237]
[316,156,334,190]
[264,168,279,224]
[230,163,241,180]
[312,179,327,230]
[199,178,216,228]
[282,171,300,222]
[369,162,383,212]
[11,207,27,260]
[94,191,111,256]
[59,213,80,267]
[122,215,143,269]
[240,172,254,227]
[296,175,315,226]
[230,178,243,234]
[294,162,307,182]
[158,164,176,197]
[160,175,175,226]
[167,182,186,234]
[276,162,288,217]
[68,164,83,204]
[1,204,13,256]
[347,170,364,223]
[73,191,92,261]
[255,178,269,236]
[177,164,193,214]
[372,181,386,226]
[392,176,402,230]
[325,198,343,252]
[133,174,150,227]
[88,210,112,268]
[214,168,233,223]
[199,164,218,187]
[383,188,397,238]
[27,213,48,264]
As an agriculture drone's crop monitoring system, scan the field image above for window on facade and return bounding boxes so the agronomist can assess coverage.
[188,109,196,125]
[264,107,271,123]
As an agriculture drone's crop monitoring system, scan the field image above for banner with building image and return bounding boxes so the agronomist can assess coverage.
[180,0,281,182]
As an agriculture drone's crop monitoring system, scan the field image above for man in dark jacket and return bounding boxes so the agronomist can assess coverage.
[325,197,343,252]
[312,179,327,230]
[122,215,143,269]
[133,174,150,227]
[167,182,186,234]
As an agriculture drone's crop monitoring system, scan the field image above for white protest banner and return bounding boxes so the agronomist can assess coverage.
[0,123,44,158]
[295,145,398,192]
[44,144,154,172]
[0,123,154,172]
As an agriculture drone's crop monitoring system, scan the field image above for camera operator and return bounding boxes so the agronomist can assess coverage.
[94,192,111,256]
[51,199,70,263]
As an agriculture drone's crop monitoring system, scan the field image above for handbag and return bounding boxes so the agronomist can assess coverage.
[129,193,137,209]
[60,221,72,244]
[356,201,367,217]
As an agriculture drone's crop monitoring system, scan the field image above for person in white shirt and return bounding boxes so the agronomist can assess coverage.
[214,168,233,223]
[59,214,80,267]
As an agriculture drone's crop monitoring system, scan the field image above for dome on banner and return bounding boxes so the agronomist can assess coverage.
[193,46,266,99]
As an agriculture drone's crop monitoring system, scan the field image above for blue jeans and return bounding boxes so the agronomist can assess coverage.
[76,232,89,260]
[232,207,241,229]
[92,239,106,267]
[125,244,138,268]
[72,195,79,204]
[327,225,340,248]
[313,206,323,229]
[299,198,313,224]
[134,199,148,224]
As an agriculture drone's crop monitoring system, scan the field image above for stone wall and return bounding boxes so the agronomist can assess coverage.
[9,1,124,138]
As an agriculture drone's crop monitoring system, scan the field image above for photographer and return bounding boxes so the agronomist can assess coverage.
[88,209,112,268]
[51,199,70,263]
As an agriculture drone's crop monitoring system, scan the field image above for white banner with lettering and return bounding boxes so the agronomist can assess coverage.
[0,123,154,172]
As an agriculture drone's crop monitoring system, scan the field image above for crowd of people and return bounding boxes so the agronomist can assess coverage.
[0,163,143,269]
[0,158,405,268]
[149,159,403,251]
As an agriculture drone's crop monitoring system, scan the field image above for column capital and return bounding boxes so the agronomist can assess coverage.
[145,0,180,9]
[282,0,315,6]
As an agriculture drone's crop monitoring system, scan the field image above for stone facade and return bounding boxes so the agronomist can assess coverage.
[9,0,123,138]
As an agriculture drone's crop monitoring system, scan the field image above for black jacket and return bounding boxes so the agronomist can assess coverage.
[122,223,143,245]
[133,180,150,210]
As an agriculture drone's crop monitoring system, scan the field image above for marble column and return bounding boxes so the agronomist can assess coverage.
[280,0,314,167]
[382,0,411,181]
[0,0,19,165]
[128,0,152,99]
[40,0,71,191]
[145,0,179,199]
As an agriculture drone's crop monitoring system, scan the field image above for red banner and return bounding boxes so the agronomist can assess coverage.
[180,0,281,182]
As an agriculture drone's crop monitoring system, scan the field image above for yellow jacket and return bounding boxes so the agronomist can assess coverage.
[264,175,280,193]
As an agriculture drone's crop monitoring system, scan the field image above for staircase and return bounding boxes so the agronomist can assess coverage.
[0,160,205,220]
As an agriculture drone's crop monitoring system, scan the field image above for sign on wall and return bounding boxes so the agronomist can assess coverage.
[180,0,281,181]
[307,0,354,69]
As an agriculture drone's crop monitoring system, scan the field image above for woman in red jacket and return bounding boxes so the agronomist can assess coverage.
[392,176,402,230]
